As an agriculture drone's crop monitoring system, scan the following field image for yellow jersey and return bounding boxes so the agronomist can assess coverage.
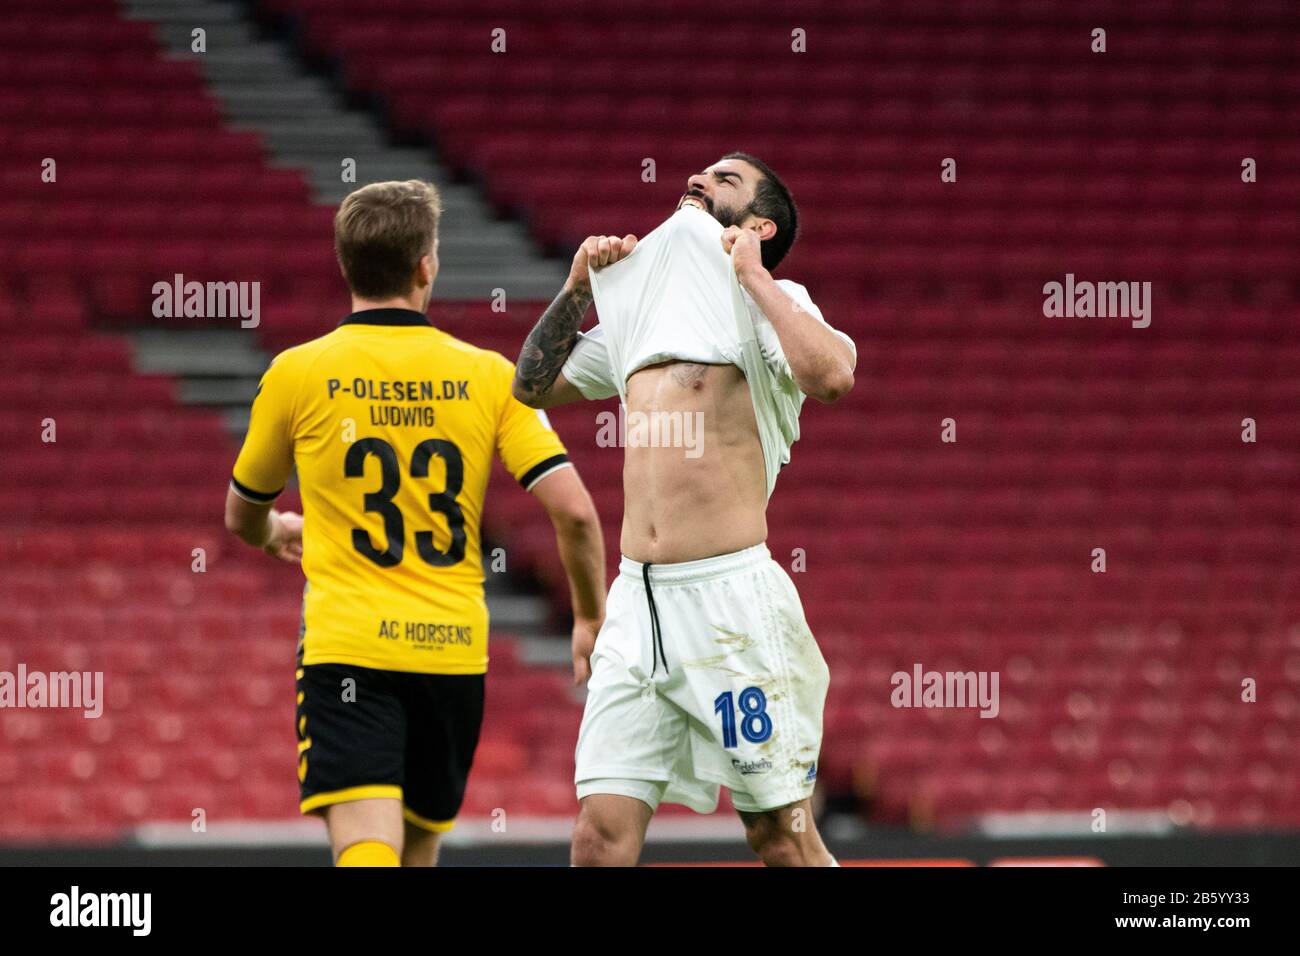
[231,308,570,675]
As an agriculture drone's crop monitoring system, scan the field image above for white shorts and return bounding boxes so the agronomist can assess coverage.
[574,544,830,814]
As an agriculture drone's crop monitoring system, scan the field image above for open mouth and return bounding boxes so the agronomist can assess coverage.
[680,194,708,211]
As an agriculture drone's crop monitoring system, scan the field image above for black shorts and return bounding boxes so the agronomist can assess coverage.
[296,662,484,832]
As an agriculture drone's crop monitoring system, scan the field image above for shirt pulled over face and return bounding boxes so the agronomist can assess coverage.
[561,205,855,498]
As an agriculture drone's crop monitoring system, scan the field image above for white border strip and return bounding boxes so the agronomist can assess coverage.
[132,814,745,849]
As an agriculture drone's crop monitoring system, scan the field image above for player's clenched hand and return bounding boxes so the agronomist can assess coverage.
[566,234,638,292]
[720,225,766,285]
[571,616,601,685]
[264,510,304,563]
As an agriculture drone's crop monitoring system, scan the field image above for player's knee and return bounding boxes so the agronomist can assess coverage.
[740,819,790,866]
[742,812,822,867]
[571,810,635,866]
[747,829,810,867]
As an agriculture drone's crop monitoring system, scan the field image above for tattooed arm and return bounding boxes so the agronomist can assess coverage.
[512,284,594,407]
[512,233,637,408]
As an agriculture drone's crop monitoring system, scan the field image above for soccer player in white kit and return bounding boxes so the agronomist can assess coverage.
[513,153,856,866]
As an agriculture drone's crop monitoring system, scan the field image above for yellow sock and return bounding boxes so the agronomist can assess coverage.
[337,840,400,867]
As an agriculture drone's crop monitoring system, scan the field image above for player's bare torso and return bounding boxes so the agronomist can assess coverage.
[621,360,768,564]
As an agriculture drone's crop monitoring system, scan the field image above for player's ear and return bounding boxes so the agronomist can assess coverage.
[418,252,436,287]
[752,217,777,242]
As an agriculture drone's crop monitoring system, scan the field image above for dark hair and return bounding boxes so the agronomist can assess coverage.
[720,151,798,270]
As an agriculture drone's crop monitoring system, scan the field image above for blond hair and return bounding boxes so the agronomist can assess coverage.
[334,180,443,298]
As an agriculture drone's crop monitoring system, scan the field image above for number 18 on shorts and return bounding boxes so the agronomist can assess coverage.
[574,544,830,814]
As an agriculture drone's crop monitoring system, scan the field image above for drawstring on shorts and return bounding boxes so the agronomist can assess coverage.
[642,562,668,676]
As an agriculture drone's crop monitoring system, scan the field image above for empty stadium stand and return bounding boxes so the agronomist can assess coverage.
[1,0,1297,841]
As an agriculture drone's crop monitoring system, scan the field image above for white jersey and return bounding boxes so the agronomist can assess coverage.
[561,205,855,497]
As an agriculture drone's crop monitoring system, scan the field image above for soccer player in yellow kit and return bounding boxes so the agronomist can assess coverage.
[224,180,606,867]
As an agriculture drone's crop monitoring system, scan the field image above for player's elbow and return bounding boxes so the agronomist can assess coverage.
[511,379,538,407]
[224,498,246,537]
[544,483,599,538]
[225,514,256,545]
[550,495,599,537]
[532,465,602,539]
[808,365,855,404]
[513,381,551,409]
[224,492,264,545]
[224,509,256,543]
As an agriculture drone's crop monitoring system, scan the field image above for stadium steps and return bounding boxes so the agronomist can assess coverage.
[111,4,574,639]
[132,329,266,433]
[119,0,567,300]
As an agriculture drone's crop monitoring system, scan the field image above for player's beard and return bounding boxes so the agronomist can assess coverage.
[710,199,757,229]
[679,192,756,229]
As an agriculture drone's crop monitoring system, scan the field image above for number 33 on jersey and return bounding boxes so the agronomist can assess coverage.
[230,309,571,675]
